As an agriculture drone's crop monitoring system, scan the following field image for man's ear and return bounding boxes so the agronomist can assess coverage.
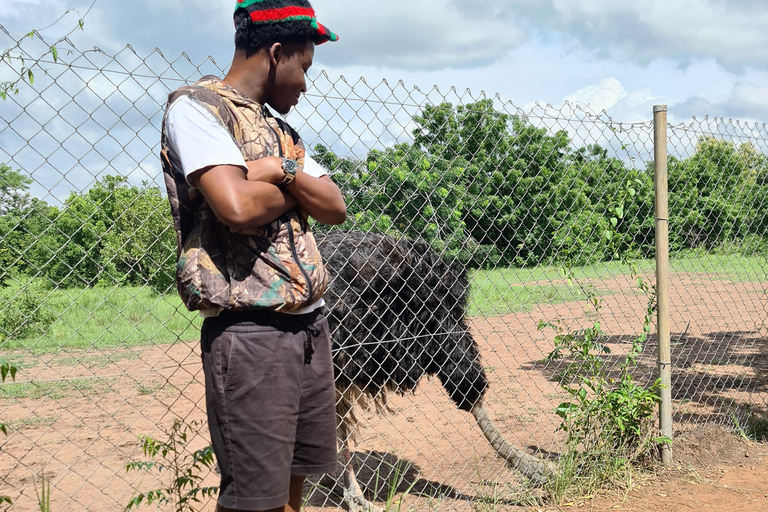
[268,42,283,67]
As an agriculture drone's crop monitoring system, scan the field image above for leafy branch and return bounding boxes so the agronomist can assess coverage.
[0,6,90,100]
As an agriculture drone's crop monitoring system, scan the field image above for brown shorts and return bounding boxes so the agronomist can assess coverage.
[201,309,338,511]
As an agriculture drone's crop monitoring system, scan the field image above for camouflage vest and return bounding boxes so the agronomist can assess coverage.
[160,76,329,313]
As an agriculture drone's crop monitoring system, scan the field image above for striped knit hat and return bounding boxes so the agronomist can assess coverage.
[234,0,338,44]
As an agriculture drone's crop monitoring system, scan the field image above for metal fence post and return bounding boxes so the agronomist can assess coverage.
[653,104,673,465]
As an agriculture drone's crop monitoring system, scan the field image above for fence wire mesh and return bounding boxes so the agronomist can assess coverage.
[0,31,767,511]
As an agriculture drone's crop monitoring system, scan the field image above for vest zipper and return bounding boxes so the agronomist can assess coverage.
[262,104,314,303]
[285,215,314,303]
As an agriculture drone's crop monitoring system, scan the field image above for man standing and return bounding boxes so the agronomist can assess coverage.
[161,2,345,511]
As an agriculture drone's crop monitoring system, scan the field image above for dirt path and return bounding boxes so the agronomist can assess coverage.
[0,272,766,511]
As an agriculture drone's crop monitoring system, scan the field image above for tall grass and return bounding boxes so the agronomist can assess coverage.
[0,284,200,354]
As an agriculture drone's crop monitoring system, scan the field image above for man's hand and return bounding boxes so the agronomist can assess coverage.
[244,156,285,185]
[244,156,346,226]
[191,157,346,230]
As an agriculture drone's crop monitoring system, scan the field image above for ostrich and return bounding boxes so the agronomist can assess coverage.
[316,230,555,511]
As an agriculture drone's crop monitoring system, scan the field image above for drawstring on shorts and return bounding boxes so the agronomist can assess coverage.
[301,321,321,365]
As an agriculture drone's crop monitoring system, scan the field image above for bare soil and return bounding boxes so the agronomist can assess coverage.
[0,272,766,511]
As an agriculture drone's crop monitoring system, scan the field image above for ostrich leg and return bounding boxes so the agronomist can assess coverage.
[338,439,386,512]
[336,388,386,512]
[471,401,557,485]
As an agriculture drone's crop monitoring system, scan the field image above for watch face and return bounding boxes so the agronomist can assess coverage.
[282,158,297,175]
[281,158,297,185]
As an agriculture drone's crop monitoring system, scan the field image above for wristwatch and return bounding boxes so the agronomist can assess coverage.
[280,158,297,186]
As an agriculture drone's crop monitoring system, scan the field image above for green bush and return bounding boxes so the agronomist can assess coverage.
[0,280,55,341]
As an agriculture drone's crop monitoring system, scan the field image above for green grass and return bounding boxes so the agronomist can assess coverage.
[55,351,138,368]
[468,253,767,317]
[0,377,115,400]
[0,285,201,354]
[468,277,589,316]
[6,415,58,429]
[0,253,764,354]
[670,250,768,283]
[467,259,651,317]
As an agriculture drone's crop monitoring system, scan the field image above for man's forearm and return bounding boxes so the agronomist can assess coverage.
[242,156,346,226]
[194,164,299,231]
[237,183,299,230]
[285,171,347,225]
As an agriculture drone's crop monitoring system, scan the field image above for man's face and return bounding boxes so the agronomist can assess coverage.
[268,39,315,115]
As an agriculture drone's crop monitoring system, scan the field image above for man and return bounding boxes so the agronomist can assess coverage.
[160,2,345,511]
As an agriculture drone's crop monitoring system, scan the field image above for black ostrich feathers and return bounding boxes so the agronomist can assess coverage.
[316,230,488,412]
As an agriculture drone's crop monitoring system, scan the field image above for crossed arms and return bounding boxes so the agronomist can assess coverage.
[191,156,347,231]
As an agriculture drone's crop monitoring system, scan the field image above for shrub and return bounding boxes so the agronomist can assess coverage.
[0,280,55,342]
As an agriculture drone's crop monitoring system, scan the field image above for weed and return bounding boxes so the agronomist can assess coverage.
[730,409,768,441]
[55,351,136,368]
[34,472,51,512]
[0,377,114,400]
[468,470,543,511]
[0,357,15,507]
[125,418,218,512]
[137,379,165,396]
[8,415,57,430]
[539,290,610,384]
[381,461,419,512]
[544,278,668,503]
[541,213,670,503]
[0,280,56,342]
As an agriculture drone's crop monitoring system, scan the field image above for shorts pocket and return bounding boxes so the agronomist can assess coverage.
[222,329,272,394]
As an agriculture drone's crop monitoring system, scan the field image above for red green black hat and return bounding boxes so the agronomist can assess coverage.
[234,0,339,44]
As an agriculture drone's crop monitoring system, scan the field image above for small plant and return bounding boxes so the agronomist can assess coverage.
[0,280,56,342]
[730,409,768,441]
[539,282,610,383]
[539,317,609,382]
[125,419,218,512]
[385,462,420,512]
[1,9,86,100]
[34,472,51,512]
[0,357,17,506]
[556,374,664,456]
[542,204,670,503]
[544,278,669,502]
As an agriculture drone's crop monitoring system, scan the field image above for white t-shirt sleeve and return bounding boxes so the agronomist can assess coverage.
[302,155,329,178]
[164,96,247,186]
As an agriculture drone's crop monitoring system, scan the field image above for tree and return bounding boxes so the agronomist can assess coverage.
[668,137,756,250]
[47,176,175,290]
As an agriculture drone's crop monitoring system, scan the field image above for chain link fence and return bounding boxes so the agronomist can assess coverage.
[1,31,767,511]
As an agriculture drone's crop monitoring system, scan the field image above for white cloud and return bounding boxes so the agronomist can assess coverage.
[314,0,527,69]
[564,78,628,114]
[672,77,768,125]
[3,0,768,128]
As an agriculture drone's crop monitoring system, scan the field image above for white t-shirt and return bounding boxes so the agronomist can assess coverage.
[164,96,328,185]
[164,95,328,315]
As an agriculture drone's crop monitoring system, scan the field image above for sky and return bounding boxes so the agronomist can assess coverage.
[3,0,768,204]
[2,0,768,126]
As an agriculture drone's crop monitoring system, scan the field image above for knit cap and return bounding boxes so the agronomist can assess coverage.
[234,0,339,44]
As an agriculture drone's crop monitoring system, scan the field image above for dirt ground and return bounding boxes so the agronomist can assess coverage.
[0,272,766,511]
